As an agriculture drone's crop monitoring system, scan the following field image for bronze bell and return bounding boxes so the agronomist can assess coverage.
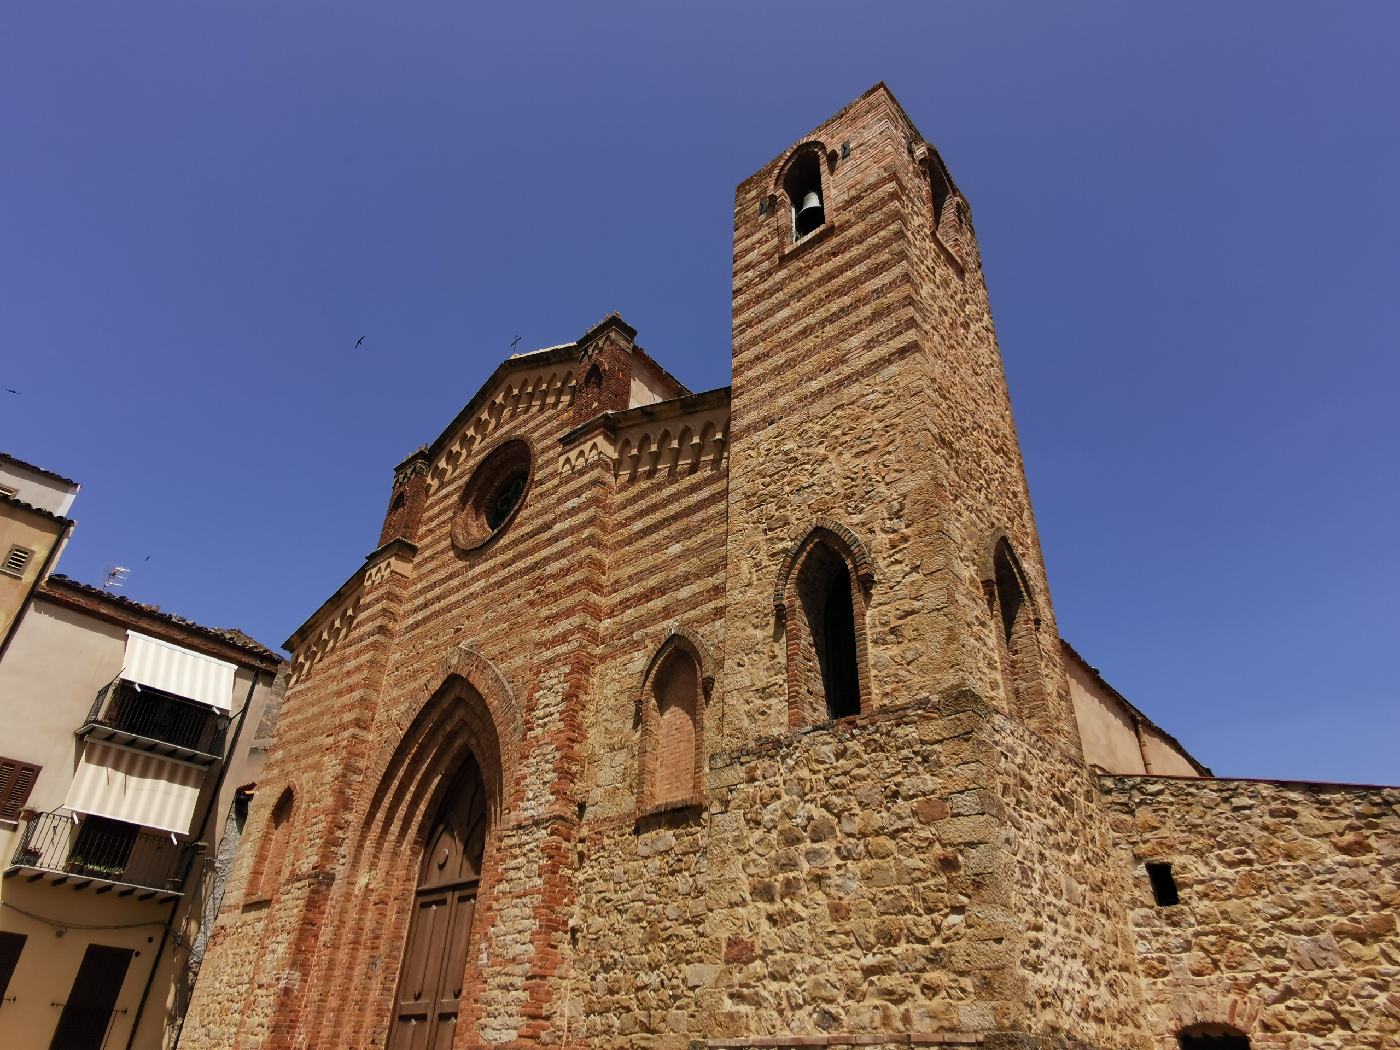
[795,190,825,237]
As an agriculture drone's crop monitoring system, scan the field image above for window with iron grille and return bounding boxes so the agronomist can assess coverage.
[2,545,33,577]
[0,756,41,822]
[0,484,16,499]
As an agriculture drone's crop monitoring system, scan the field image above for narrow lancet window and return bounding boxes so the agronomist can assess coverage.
[991,539,1044,722]
[796,541,861,720]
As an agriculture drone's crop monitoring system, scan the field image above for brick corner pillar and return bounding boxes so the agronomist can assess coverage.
[569,313,638,428]
[378,446,431,547]
[481,399,618,1048]
[251,534,419,1050]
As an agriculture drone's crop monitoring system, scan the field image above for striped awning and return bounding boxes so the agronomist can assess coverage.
[124,631,236,712]
[64,742,205,835]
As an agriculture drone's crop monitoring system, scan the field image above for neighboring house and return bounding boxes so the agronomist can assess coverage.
[0,454,283,1050]
[0,453,78,655]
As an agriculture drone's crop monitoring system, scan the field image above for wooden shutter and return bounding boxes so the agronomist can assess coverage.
[49,944,135,1050]
[0,931,26,1000]
[0,756,41,821]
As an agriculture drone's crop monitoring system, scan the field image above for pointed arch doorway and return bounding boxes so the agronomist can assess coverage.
[387,754,489,1050]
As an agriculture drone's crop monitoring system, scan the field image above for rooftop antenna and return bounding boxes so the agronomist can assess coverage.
[510,335,522,353]
[103,565,130,590]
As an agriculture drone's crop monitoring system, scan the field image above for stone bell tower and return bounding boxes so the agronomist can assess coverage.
[721,83,1077,754]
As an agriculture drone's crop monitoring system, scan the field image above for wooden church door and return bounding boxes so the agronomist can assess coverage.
[387,757,489,1050]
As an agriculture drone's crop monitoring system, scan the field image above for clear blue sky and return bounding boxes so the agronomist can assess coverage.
[3,4,1396,784]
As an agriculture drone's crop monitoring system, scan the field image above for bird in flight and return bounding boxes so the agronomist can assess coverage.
[355,336,366,349]
[4,388,17,395]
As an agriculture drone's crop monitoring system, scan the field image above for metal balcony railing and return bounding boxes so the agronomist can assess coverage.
[7,812,194,897]
[80,679,227,760]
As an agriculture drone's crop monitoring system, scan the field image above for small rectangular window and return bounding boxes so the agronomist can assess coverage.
[1147,861,1180,906]
[0,756,41,822]
[3,545,33,577]
[0,484,16,499]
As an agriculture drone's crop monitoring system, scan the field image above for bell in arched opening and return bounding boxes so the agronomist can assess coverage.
[795,190,825,237]
[782,148,827,242]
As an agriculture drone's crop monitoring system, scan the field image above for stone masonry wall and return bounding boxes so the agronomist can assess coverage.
[997,721,1149,1049]
[900,114,1074,752]
[1102,775,1400,1049]
[573,690,1027,1048]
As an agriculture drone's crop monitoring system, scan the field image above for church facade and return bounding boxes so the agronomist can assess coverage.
[181,85,1398,1050]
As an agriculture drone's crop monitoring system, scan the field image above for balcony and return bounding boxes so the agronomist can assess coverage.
[3,812,193,901]
[77,679,227,764]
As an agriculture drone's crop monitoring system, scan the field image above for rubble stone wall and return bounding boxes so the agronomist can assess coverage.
[1101,775,1400,1049]
[573,691,1026,1049]
[998,720,1150,1049]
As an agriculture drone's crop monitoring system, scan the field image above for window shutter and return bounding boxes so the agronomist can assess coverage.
[0,757,41,821]
[0,931,27,1000]
[2,545,32,576]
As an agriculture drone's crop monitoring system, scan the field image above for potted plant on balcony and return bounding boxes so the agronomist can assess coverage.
[16,810,43,864]
[65,816,138,881]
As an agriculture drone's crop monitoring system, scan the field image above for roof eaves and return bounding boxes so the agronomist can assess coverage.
[0,492,75,527]
[1060,639,1213,778]
[630,345,692,399]
[0,452,80,489]
[41,575,284,666]
[421,344,582,465]
[283,559,372,652]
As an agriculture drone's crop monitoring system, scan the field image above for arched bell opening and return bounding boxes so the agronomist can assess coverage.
[783,148,826,240]
[386,753,490,1050]
[776,522,875,729]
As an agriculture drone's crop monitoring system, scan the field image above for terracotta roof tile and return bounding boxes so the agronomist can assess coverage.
[0,451,79,488]
[43,574,284,664]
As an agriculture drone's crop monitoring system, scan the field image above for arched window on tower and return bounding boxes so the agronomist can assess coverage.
[928,161,964,259]
[990,539,1045,723]
[795,540,861,722]
[248,787,294,901]
[783,148,826,241]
